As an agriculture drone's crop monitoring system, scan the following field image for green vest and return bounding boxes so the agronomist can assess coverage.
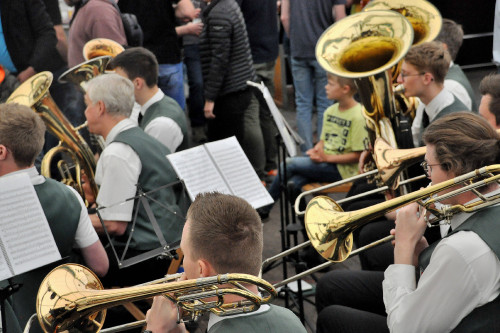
[447,64,478,113]
[5,178,81,333]
[140,95,190,151]
[112,127,186,251]
[417,96,469,146]
[419,206,500,332]
[208,304,307,333]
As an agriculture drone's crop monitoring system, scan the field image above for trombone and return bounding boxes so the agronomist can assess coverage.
[294,137,427,216]
[264,165,500,286]
[35,264,276,333]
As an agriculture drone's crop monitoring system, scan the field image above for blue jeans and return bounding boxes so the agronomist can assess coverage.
[291,57,333,154]
[268,156,342,203]
[158,62,186,110]
[184,44,205,127]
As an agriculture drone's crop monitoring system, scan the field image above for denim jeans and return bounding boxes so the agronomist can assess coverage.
[158,62,186,110]
[267,156,342,203]
[184,44,205,127]
[290,57,333,153]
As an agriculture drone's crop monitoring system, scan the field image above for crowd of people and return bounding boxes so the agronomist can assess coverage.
[1,0,500,332]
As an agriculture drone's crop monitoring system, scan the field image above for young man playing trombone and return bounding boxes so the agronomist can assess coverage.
[145,192,307,333]
[316,112,500,332]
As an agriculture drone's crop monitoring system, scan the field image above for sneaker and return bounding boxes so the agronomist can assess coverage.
[257,207,270,222]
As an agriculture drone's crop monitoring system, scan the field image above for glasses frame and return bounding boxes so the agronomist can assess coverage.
[400,72,425,80]
[420,161,441,178]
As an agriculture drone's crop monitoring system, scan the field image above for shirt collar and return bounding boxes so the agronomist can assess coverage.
[0,166,45,185]
[423,88,455,122]
[105,118,137,146]
[140,89,164,115]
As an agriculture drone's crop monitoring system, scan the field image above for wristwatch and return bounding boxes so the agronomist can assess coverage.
[143,330,152,333]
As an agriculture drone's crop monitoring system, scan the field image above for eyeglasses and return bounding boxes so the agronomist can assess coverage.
[400,72,425,80]
[420,161,441,177]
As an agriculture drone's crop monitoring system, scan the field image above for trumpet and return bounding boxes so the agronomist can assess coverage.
[36,264,276,333]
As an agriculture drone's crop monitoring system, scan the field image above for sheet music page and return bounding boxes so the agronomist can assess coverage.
[204,137,274,209]
[0,173,61,276]
[167,146,232,201]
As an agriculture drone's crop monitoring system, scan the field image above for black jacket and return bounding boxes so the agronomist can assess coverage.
[199,0,255,101]
[0,0,64,73]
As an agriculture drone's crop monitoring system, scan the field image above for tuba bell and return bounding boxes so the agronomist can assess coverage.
[58,55,113,91]
[83,38,124,61]
[7,72,98,205]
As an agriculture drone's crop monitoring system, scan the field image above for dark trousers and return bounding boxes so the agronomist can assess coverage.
[316,270,388,333]
[184,44,206,128]
[207,88,251,144]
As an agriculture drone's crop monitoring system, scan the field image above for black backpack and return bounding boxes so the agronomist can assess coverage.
[108,0,144,47]
[74,0,144,47]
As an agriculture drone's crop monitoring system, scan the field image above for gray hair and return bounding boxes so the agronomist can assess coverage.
[86,73,135,117]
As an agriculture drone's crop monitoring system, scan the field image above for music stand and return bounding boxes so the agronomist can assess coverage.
[95,179,190,269]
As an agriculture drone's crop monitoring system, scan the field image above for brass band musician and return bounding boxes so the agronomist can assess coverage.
[316,112,500,333]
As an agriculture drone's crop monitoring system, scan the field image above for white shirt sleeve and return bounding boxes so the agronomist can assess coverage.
[95,142,142,222]
[65,186,100,249]
[383,232,500,333]
[145,117,183,153]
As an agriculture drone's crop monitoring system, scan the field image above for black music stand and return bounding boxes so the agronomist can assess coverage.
[0,279,20,333]
[95,179,190,269]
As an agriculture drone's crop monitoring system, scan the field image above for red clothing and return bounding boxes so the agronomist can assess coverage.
[67,0,127,67]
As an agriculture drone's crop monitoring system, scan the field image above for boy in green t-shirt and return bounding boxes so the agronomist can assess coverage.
[260,73,368,219]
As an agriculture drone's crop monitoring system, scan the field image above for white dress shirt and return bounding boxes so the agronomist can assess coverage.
[383,205,500,333]
[411,89,455,147]
[3,167,99,248]
[95,118,142,222]
[138,90,183,153]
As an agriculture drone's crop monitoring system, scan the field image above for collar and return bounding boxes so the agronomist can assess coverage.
[140,90,164,116]
[207,304,270,331]
[422,88,455,122]
[0,166,45,185]
[105,118,137,146]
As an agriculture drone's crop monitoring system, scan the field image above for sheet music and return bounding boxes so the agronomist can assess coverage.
[204,137,274,208]
[0,173,61,277]
[167,145,232,201]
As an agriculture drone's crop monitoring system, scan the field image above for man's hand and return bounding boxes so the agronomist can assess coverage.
[146,296,186,333]
[81,170,96,206]
[17,66,36,83]
[358,149,373,174]
[204,100,215,119]
[393,203,429,265]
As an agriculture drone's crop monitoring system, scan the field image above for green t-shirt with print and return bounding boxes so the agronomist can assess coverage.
[320,102,368,179]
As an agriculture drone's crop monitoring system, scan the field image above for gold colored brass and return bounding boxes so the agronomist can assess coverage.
[373,137,426,188]
[83,38,124,61]
[58,56,113,91]
[7,72,98,203]
[305,165,500,262]
[363,0,442,46]
[37,264,277,333]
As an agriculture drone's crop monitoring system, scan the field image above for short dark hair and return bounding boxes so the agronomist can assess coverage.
[423,112,500,176]
[0,103,45,167]
[479,73,500,125]
[187,192,263,275]
[435,18,464,61]
[404,41,451,84]
[109,47,159,87]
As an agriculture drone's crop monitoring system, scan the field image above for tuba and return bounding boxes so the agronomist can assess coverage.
[36,263,277,333]
[7,72,98,204]
[316,1,442,187]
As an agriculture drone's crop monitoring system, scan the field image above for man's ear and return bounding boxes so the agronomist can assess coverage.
[198,258,217,277]
[133,77,145,90]
[0,145,7,161]
[97,100,106,116]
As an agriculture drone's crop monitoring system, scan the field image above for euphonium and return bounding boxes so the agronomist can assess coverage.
[7,72,98,204]
[304,164,500,262]
[58,55,113,91]
[36,264,277,333]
